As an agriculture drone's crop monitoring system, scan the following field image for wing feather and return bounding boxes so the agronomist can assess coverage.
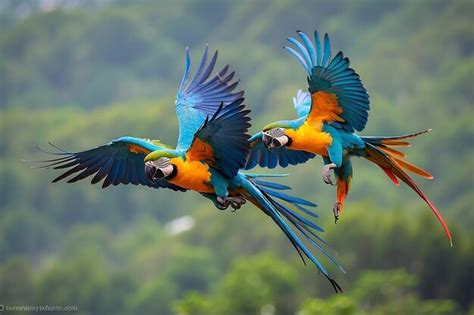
[187,99,251,178]
[175,47,243,151]
[286,31,370,132]
[36,137,185,191]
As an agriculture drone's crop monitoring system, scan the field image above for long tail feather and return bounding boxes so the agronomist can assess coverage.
[363,129,432,143]
[392,157,433,179]
[362,139,452,246]
[240,175,344,293]
[379,146,407,158]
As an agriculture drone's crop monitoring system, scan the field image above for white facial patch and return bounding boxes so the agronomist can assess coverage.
[266,127,285,138]
[155,157,171,168]
[155,157,174,178]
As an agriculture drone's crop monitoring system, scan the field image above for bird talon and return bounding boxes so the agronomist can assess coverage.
[217,196,246,211]
[322,163,337,186]
[217,202,230,210]
[230,202,239,211]
[333,201,341,223]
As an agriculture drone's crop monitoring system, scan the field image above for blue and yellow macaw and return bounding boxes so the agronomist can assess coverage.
[245,30,452,245]
[36,46,344,291]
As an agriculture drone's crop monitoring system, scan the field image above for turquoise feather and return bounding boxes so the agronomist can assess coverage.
[175,46,244,150]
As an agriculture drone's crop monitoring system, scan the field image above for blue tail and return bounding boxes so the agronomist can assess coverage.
[240,175,344,293]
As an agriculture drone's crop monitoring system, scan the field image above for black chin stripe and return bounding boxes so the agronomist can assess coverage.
[166,165,178,180]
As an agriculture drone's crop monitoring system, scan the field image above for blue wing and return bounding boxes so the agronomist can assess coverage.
[285,30,370,132]
[175,46,244,151]
[293,89,311,118]
[187,99,251,178]
[36,137,185,191]
[244,132,316,169]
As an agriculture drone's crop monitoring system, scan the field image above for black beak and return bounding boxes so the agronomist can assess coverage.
[271,138,281,147]
[262,132,283,151]
[145,162,157,182]
[154,169,165,179]
[262,132,272,147]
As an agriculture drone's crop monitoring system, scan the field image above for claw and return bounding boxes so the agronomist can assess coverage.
[333,201,341,223]
[217,196,246,212]
[322,163,337,186]
[217,202,230,210]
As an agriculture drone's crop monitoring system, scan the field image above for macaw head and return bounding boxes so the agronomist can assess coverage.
[144,150,179,181]
[261,120,295,150]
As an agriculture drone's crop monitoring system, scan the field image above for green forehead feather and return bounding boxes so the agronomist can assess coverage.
[151,140,173,149]
[263,122,283,131]
[144,150,177,162]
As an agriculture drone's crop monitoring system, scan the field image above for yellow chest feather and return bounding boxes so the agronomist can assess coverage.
[285,122,332,156]
[167,157,214,193]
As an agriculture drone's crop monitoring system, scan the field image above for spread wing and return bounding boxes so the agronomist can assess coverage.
[35,137,185,191]
[175,46,244,151]
[186,98,251,178]
[244,132,316,169]
[285,31,370,132]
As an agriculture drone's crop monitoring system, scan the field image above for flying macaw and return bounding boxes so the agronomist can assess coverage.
[35,46,344,291]
[245,30,452,246]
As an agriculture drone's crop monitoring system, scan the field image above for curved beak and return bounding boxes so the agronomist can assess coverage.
[262,132,289,150]
[262,132,272,148]
[145,161,157,182]
[155,164,174,179]
[145,161,174,181]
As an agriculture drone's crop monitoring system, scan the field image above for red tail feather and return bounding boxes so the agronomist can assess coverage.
[378,165,399,186]
[364,143,452,246]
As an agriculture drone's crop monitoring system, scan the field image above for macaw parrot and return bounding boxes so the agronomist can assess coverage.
[245,30,452,246]
[35,46,344,292]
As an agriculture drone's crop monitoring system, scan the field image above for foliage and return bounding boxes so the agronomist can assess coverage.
[212,253,299,315]
[0,0,473,314]
[300,270,459,315]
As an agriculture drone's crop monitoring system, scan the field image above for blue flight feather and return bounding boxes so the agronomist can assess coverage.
[284,46,311,75]
[252,179,291,190]
[285,30,371,132]
[287,37,312,70]
[190,99,251,178]
[297,31,316,67]
[315,30,322,66]
[259,186,317,208]
[37,138,184,191]
[175,46,244,151]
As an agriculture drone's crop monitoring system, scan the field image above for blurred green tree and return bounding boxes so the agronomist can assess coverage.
[213,253,298,315]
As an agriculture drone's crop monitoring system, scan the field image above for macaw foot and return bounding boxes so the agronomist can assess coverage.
[215,202,229,210]
[322,163,337,186]
[217,196,246,212]
[333,201,341,224]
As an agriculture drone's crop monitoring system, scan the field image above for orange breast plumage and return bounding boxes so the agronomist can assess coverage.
[286,122,333,156]
[167,157,214,193]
